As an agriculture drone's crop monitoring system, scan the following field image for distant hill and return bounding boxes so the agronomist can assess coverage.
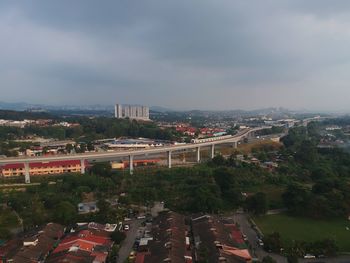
[0,109,55,120]
[0,101,35,111]
[149,106,175,112]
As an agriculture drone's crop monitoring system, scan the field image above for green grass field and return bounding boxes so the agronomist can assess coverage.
[254,214,350,252]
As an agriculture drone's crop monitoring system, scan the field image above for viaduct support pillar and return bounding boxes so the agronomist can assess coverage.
[167,151,172,168]
[24,162,30,184]
[210,145,215,159]
[80,159,86,174]
[196,147,201,163]
[233,141,237,148]
[129,155,134,175]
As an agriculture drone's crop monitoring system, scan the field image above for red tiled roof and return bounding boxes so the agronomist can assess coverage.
[91,251,108,262]
[221,245,252,261]
[0,163,24,169]
[225,224,245,244]
[53,231,112,254]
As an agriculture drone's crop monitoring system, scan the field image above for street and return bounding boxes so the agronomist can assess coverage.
[117,219,142,263]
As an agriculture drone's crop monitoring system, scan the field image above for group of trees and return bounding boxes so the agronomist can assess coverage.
[279,122,350,219]
[0,117,177,142]
[245,192,268,215]
[0,140,32,156]
[4,164,123,230]
[124,160,277,213]
[0,109,181,157]
[282,180,350,219]
[263,232,338,259]
[70,117,176,142]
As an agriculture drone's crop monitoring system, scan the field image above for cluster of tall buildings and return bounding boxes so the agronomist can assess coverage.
[115,104,150,120]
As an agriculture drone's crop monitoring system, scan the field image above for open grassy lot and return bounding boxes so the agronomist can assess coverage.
[237,140,282,155]
[254,213,350,252]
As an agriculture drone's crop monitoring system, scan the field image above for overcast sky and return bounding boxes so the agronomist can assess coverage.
[1,0,350,111]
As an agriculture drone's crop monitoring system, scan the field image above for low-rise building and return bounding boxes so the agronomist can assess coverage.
[78,202,99,214]
[0,239,23,263]
[192,215,252,263]
[47,227,114,263]
[135,211,193,263]
[11,223,64,263]
[0,160,88,177]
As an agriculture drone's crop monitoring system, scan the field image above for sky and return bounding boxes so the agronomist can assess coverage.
[1,0,350,111]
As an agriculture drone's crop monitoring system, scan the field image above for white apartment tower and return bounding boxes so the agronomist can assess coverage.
[115,104,150,120]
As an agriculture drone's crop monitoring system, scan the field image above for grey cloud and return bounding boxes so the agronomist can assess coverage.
[1,0,350,111]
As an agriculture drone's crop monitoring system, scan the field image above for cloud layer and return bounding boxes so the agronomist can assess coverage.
[1,0,350,111]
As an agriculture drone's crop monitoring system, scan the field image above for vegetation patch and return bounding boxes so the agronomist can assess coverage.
[254,213,350,252]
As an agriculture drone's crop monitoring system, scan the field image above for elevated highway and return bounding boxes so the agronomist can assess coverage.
[0,126,271,183]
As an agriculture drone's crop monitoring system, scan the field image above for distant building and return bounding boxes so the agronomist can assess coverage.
[115,104,150,120]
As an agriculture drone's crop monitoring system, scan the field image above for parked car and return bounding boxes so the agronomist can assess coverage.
[124,224,130,231]
[257,239,264,246]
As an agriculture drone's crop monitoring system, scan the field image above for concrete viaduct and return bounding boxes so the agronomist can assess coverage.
[0,127,271,183]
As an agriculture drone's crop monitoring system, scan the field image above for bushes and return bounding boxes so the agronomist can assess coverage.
[262,256,277,263]
[263,232,283,253]
[289,239,338,258]
[111,231,126,244]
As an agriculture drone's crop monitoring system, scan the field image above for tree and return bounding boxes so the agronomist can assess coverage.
[65,143,74,153]
[295,140,318,164]
[245,192,267,215]
[287,255,298,263]
[211,154,226,166]
[54,201,77,225]
[262,256,277,263]
[90,162,112,177]
[282,184,309,215]
[96,199,110,222]
[111,231,126,244]
[263,232,283,253]
[87,142,95,151]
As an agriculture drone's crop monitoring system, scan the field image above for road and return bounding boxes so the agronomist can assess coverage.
[0,127,271,165]
[117,219,142,263]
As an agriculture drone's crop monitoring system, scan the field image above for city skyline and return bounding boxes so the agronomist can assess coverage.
[1,1,350,111]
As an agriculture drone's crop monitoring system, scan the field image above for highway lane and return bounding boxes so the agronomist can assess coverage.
[0,127,270,165]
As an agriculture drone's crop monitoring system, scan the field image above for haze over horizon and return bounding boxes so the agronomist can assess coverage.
[1,1,350,111]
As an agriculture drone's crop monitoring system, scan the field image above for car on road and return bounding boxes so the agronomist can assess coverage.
[304,254,316,259]
[124,224,130,231]
[129,251,136,260]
